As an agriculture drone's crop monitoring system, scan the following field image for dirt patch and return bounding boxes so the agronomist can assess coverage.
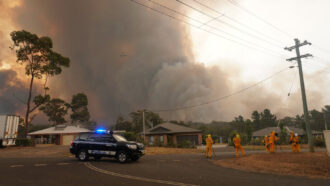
[146,147,201,155]
[243,144,310,150]
[215,152,330,179]
[0,145,70,158]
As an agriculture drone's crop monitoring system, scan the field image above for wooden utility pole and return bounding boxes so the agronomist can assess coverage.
[143,110,146,143]
[285,38,314,152]
[324,112,328,130]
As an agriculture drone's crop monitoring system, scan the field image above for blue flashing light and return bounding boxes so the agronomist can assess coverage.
[95,127,107,134]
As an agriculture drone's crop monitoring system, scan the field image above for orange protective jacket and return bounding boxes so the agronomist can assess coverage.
[233,137,241,147]
[269,133,277,144]
[206,137,213,147]
[292,136,299,145]
[262,137,269,145]
[289,134,294,143]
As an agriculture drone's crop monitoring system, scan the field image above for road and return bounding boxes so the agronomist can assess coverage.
[0,151,329,186]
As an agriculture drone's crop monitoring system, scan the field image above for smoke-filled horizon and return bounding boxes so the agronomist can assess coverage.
[0,0,328,125]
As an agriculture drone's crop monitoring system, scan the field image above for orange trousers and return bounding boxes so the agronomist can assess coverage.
[235,145,245,157]
[269,143,275,152]
[206,145,212,158]
[292,144,300,152]
[265,144,270,152]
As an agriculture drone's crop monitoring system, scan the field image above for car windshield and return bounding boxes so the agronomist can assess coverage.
[113,134,127,142]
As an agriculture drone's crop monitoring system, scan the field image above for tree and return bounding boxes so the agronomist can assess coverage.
[115,116,133,131]
[129,110,163,133]
[279,121,287,144]
[39,98,70,125]
[309,109,325,131]
[245,119,253,143]
[251,111,260,129]
[260,109,277,128]
[10,30,70,137]
[70,93,90,124]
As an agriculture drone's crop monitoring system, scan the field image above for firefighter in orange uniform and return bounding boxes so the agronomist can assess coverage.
[268,131,277,153]
[262,135,269,152]
[289,131,295,152]
[233,134,245,157]
[205,134,213,158]
[292,133,300,152]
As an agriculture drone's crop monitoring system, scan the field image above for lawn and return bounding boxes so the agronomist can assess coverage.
[215,152,330,179]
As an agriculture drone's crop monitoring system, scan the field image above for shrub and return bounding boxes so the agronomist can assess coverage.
[15,139,33,146]
[177,140,195,148]
[313,137,325,147]
[123,132,137,141]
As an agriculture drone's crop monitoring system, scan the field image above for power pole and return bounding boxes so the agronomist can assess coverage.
[143,110,146,143]
[324,112,328,130]
[285,38,314,152]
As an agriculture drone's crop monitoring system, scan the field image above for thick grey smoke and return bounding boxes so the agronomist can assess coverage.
[1,0,325,124]
[0,70,27,114]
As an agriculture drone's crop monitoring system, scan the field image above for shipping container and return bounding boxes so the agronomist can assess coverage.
[0,115,19,146]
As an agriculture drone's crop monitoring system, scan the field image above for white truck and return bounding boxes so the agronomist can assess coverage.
[0,115,20,147]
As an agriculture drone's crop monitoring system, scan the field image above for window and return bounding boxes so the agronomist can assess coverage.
[100,135,115,143]
[87,134,100,142]
[113,134,127,142]
[159,135,164,143]
[77,133,90,141]
[149,136,154,145]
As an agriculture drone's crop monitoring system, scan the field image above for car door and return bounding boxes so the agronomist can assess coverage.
[99,135,117,156]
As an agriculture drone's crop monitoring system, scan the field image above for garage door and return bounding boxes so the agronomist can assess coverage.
[177,135,198,145]
[62,135,75,145]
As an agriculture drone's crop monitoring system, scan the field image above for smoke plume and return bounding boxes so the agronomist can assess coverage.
[0,0,327,124]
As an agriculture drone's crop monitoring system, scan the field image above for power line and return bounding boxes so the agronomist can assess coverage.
[227,0,294,39]
[193,0,282,46]
[151,66,291,112]
[129,0,283,58]
[147,0,283,57]
[176,0,283,49]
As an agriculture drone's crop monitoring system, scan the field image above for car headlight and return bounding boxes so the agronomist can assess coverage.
[127,144,137,150]
[137,143,144,149]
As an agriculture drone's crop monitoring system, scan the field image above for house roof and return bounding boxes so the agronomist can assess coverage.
[252,126,318,137]
[144,123,201,135]
[28,125,91,135]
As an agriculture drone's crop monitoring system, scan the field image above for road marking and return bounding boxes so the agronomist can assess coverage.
[10,165,24,168]
[34,164,47,167]
[85,162,198,186]
[57,162,71,165]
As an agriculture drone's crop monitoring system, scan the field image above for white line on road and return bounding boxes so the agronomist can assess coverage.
[34,164,47,167]
[10,165,24,168]
[85,162,198,186]
[57,163,71,165]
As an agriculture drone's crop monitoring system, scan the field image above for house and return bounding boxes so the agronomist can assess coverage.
[252,126,322,139]
[28,125,91,145]
[143,123,202,146]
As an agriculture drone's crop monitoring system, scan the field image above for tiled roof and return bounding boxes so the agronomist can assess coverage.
[28,125,91,135]
[144,123,201,135]
[252,126,309,137]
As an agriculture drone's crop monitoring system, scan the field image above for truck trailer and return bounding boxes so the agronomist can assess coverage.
[0,115,19,147]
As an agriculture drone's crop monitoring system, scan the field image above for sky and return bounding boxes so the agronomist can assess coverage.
[0,0,329,125]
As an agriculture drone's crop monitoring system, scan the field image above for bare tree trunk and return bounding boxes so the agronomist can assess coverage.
[24,75,34,138]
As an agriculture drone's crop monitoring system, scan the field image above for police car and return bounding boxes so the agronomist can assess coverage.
[70,129,145,163]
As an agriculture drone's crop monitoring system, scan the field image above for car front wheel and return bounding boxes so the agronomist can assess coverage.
[117,151,128,163]
[77,149,89,161]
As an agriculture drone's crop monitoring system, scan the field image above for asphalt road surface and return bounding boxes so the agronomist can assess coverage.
[0,151,329,186]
